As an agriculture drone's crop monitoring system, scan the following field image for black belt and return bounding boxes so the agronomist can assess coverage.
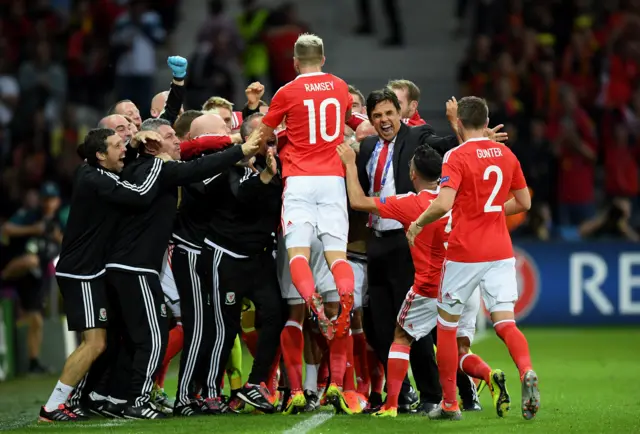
[372,229,405,238]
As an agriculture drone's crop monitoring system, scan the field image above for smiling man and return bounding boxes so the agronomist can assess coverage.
[354,88,460,413]
[40,128,167,423]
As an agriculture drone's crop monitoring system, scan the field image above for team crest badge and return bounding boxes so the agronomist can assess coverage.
[160,304,167,317]
[225,292,236,305]
[99,308,107,321]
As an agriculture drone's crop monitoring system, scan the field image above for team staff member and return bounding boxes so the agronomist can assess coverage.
[38,128,167,423]
[104,119,259,419]
[170,113,244,416]
[197,113,283,414]
[356,89,459,413]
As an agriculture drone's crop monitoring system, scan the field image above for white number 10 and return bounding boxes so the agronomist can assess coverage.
[483,165,503,213]
[303,98,341,144]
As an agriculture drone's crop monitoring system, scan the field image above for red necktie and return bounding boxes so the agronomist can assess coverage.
[372,140,390,194]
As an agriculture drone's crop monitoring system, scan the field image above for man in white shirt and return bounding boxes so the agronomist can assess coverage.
[354,88,459,413]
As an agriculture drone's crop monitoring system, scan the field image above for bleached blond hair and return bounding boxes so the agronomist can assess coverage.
[202,96,234,112]
[294,33,324,66]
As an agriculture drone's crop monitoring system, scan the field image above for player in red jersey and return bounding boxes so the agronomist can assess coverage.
[407,97,539,421]
[338,141,509,418]
[255,33,356,414]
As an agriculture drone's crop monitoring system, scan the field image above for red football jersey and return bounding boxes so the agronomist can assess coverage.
[262,72,351,178]
[374,190,449,298]
[440,138,527,263]
[402,111,427,126]
[231,111,243,130]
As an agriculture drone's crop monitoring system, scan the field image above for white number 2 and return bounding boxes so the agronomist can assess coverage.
[483,165,503,213]
[303,98,341,144]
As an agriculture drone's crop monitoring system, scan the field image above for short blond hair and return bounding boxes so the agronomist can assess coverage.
[387,79,421,103]
[294,33,324,66]
[202,96,234,112]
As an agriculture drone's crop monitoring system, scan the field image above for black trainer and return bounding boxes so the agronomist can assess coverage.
[201,397,228,415]
[236,383,275,413]
[122,402,167,420]
[462,400,482,411]
[38,404,86,423]
[174,400,204,417]
[303,390,320,412]
[417,401,439,414]
[67,404,92,419]
[101,401,125,419]
[398,386,419,413]
[86,397,110,418]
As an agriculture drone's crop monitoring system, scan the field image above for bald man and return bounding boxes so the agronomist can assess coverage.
[189,113,228,138]
[151,91,184,119]
[98,115,133,145]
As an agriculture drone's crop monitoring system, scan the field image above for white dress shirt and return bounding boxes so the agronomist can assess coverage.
[366,137,403,231]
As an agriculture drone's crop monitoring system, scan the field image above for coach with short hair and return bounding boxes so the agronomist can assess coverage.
[195,113,284,414]
[103,118,259,419]
[39,128,166,422]
[356,89,459,412]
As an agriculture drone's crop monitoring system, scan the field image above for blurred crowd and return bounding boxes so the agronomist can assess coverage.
[458,0,640,241]
[0,0,308,225]
[0,0,180,222]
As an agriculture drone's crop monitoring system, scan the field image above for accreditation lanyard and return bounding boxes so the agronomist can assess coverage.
[368,139,394,227]
[368,140,394,197]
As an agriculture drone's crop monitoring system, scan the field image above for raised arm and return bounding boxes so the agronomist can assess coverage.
[159,56,187,125]
[161,145,248,187]
[180,134,233,160]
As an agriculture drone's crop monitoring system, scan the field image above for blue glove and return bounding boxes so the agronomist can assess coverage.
[167,56,187,80]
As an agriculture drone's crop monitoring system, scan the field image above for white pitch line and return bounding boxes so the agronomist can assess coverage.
[282,412,333,434]
[31,419,132,429]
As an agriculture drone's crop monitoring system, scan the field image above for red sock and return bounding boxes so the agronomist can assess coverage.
[157,324,184,388]
[385,343,410,408]
[267,348,282,395]
[242,330,259,358]
[343,333,356,391]
[330,259,355,296]
[329,335,348,388]
[436,319,459,409]
[367,346,384,395]
[352,330,369,395]
[459,353,491,384]
[280,320,304,391]
[494,320,532,379]
[318,355,329,390]
[289,256,315,301]
[156,361,170,389]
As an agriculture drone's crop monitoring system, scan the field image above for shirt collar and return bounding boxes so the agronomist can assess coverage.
[420,187,440,195]
[295,72,326,79]
[462,137,487,144]
[380,135,397,145]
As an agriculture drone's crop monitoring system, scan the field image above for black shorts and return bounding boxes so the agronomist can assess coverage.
[57,276,110,331]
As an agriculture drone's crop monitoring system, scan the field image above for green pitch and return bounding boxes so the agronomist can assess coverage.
[1,328,639,433]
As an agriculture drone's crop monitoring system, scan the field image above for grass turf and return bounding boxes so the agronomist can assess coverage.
[0,328,639,433]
